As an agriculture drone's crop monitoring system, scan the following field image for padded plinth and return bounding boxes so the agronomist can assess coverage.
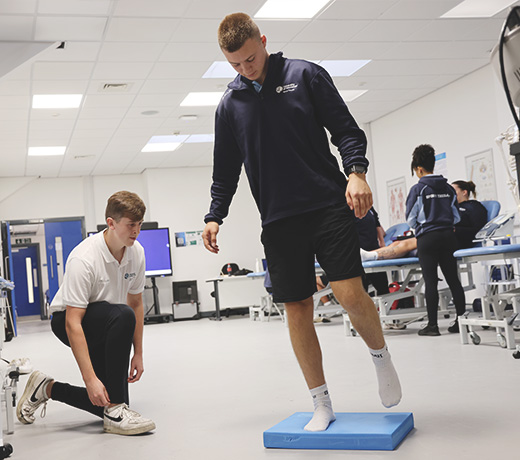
[264,412,414,451]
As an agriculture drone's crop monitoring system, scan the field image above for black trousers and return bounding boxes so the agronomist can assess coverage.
[417,230,466,327]
[50,302,136,418]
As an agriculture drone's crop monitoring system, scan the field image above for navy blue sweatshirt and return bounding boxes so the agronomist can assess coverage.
[204,52,368,227]
[356,207,381,251]
[454,200,488,248]
[406,174,460,238]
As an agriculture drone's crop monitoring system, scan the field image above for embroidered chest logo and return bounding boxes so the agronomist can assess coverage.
[124,272,137,280]
[276,83,298,94]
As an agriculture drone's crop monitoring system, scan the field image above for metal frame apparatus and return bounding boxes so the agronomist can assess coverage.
[343,258,435,336]
[455,244,520,350]
[0,277,16,458]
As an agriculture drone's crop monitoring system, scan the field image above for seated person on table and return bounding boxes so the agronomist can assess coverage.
[361,179,488,262]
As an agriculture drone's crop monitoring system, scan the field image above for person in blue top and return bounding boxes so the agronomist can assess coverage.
[202,13,401,432]
[406,144,466,335]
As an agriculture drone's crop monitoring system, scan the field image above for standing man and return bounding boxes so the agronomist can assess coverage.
[17,191,156,436]
[202,13,401,432]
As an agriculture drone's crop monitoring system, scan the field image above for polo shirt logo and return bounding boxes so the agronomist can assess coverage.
[276,83,298,94]
[124,272,137,280]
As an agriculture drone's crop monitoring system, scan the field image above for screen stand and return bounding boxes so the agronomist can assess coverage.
[144,277,173,324]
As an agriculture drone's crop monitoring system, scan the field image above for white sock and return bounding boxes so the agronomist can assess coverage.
[369,345,402,408]
[360,248,378,262]
[323,301,332,306]
[304,383,336,432]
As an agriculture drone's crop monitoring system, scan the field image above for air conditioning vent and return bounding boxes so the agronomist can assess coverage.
[99,83,132,93]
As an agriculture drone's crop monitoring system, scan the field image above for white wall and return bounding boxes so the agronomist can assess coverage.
[369,64,516,228]
[0,168,264,314]
[143,167,264,313]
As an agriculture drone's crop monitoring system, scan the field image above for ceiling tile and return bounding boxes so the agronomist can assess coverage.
[148,61,210,79]
[32,62,95,80]
[291,20,370,42]
[92,62,155,80]
[82,93,135,108]
[32,80,90,94]
[379,1,461,20]
[35,17,108,41]
[105,18,180,42]
[169,19,222,43]
[37,0,112,15]
[113,0,192,18]
[98,42,165,62]
[350,19,431,42]
[0,16,35,40]
[159,42,221,62]
[36,42,101,62]
[319,1,398,19]
[0,0,37,14]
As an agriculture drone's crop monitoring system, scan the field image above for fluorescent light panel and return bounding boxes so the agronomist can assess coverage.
[441,0,516,18]
[28,146,66,156]
[319,60,370,77]
[339,90,368,102]
[180,92,224,106]
[202,59,371,79]
[141,135,189,152]
[202,61,236,79]
[185,134,215,143]
[142,134,214,152]
[255,0,332,19]
[32,94,83,109]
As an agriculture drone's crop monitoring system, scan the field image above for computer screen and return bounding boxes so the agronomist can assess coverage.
[136,228,173,277]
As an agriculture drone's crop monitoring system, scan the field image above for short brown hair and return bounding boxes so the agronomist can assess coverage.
[218,12,261,52]
[105,191,146,222]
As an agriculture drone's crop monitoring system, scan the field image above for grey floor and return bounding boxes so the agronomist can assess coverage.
[3,314,519,459]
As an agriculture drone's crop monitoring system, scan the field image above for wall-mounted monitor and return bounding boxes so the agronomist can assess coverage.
[136,228,173,277]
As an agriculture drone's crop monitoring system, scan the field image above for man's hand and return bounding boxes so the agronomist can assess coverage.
[202,222,220,254]
[128,353,144,383]
[85,377,110,407]
[346,173,373,219]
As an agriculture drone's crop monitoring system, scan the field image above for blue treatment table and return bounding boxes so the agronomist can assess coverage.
[264,412,414,451]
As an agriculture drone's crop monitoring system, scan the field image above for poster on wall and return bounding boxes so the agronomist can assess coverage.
[435,152,448,178]
[464,149,497,200]
[387,177,407,226]
[175,230,203,247]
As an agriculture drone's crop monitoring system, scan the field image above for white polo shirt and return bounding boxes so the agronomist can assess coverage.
[50,231,146,313]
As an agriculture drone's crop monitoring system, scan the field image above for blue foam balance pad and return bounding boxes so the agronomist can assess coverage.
[264,412,414,451]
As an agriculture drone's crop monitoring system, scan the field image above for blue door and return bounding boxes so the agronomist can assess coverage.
[11,245,42,317]
[45,220,83,302]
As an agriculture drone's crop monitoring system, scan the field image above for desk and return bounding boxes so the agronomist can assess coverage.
[206,275,266,321]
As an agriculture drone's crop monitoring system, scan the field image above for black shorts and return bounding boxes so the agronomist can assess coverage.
[261,202,364,303]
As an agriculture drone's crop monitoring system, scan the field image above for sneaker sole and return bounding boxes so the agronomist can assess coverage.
[104,421,156,436]
[16,371,44,424]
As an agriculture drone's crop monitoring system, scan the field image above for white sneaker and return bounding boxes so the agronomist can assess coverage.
[10,357,33,375]
[103,403,156,435]
[16,371,52,424]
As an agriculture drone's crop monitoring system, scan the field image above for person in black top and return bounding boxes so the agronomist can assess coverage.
[202,13,402,432]
[406,145,466,336]
[451,180,488,249]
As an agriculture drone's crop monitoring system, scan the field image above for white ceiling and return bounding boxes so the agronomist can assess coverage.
[0,0,514,178]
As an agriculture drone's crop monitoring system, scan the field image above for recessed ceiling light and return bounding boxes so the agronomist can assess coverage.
[180,92,224,106]
[141,135,189,152]
[185,134,215,143]
[441,0,516,18]
[28,146,66,156]
[318,60,371,77]
[202,61,236,79]
[339,90,368,102]
[255,0,333,19]
[179,115,198,122]
[32,94,82,109]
